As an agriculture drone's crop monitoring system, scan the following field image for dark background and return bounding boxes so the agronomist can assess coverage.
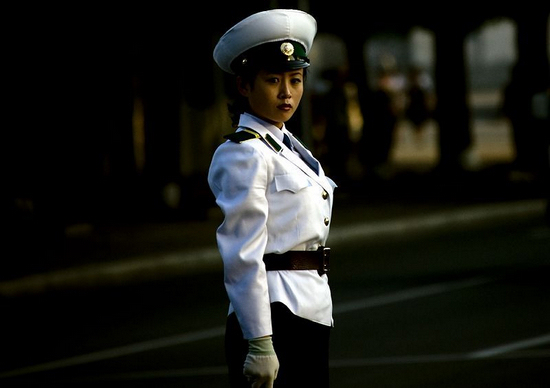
[3,3,550,386]
[6,2,550,286]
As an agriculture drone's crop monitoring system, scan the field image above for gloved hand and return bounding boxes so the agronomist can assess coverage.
[243,336,279,388]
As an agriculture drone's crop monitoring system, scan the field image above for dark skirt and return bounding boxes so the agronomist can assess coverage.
[225,302,331,388]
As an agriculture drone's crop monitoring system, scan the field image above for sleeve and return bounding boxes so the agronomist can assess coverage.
[207,142,271,339]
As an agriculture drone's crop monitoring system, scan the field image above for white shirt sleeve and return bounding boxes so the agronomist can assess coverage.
[208,141,272,339]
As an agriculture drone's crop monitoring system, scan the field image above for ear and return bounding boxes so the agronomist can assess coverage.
[236,76,251,97]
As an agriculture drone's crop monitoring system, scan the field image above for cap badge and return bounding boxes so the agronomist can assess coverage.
[280,42,295,58]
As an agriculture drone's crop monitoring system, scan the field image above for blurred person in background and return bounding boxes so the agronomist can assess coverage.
[319,68,352,184]
[358,69,399,179]
[405,67,433,139]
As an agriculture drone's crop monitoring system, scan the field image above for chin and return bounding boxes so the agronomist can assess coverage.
[276,112,295,123]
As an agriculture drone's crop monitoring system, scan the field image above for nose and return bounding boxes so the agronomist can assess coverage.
[278,80,291,99]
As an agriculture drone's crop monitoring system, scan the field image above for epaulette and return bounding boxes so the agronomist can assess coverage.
[224,128,260,143]
[223,127,283,154]
[264,133,282,152]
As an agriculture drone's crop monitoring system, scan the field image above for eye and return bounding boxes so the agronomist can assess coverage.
[266,77,280,84]
[291,77,302,84]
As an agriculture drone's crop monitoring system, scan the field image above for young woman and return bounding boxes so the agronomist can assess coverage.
[209,9,336,387]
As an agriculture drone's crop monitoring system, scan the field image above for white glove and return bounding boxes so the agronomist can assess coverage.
[243,336,279,388]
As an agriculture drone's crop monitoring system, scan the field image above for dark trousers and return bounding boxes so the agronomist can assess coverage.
[225,302,331,388]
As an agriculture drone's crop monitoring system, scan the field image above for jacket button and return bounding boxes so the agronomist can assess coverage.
[324,217,330,226]
[322,190,328,200]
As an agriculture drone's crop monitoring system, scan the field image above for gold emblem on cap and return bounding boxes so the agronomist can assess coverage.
[280,42,295,57]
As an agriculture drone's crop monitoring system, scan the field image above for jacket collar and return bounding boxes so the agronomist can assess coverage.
[238,113,331,191]
[238,113,285,141]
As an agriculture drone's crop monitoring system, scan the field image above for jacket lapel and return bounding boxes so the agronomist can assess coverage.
[240,120,333,194]
[279,134,333,194]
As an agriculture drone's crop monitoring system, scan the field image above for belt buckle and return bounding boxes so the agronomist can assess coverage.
[318,246,330,276]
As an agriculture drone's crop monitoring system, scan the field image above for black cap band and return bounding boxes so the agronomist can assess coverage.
[231,40,310,74]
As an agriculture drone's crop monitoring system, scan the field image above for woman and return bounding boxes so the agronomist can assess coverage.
[208,9,336,388]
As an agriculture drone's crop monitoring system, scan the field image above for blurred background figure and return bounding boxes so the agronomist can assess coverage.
[405,67,434,143]
[503,63,535,175]
[503,64,550,181]
[358,68,400,180]
[318,68,352,184]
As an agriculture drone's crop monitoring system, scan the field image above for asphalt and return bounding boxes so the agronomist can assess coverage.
[3,168,549,297]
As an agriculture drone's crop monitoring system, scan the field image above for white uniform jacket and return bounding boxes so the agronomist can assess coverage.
[208,113,336,339]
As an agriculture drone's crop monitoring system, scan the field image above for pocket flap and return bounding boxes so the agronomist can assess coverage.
[274,174,311,193]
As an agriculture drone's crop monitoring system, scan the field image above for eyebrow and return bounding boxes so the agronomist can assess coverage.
[262,70,303,77]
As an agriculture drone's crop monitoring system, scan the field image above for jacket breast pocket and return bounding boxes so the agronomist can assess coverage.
[274,173,312,193]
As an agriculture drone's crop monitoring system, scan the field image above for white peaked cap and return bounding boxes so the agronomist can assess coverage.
[213,9,317,74]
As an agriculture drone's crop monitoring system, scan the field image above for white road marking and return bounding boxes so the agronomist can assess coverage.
[468,333,550,359]
[0,199,545,296]
[329,349,550,370]
[0,326,225,379]
[333,277,493,314]
[329,333,550,369]
[48,366,230,384]
[0,247,222,296]
[23,346,550,383]
[329,334,550,369]
[0,276,491,379]
[328,199,546,245]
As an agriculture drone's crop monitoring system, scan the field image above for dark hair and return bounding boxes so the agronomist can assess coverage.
[227,69,258,127]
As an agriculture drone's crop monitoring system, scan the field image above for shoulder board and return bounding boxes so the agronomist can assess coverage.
[264,133,282,152]
[223,128,260,143]
[223,127,283,154]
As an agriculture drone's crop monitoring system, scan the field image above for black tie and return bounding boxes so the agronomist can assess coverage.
[283,133,318,175]
[283,133,294,150]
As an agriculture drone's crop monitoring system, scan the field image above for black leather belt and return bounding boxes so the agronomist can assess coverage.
[263,247,330,276]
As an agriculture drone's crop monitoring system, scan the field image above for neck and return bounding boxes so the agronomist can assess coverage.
[247,110,283,129]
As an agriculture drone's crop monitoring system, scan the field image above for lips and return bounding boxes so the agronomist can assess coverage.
[277,104,292,111]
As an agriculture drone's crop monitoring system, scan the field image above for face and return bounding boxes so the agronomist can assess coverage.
[238,69,304,128]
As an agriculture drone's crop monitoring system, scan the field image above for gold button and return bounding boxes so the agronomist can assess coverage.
[324,217,330,226]
[322,190,328,200]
